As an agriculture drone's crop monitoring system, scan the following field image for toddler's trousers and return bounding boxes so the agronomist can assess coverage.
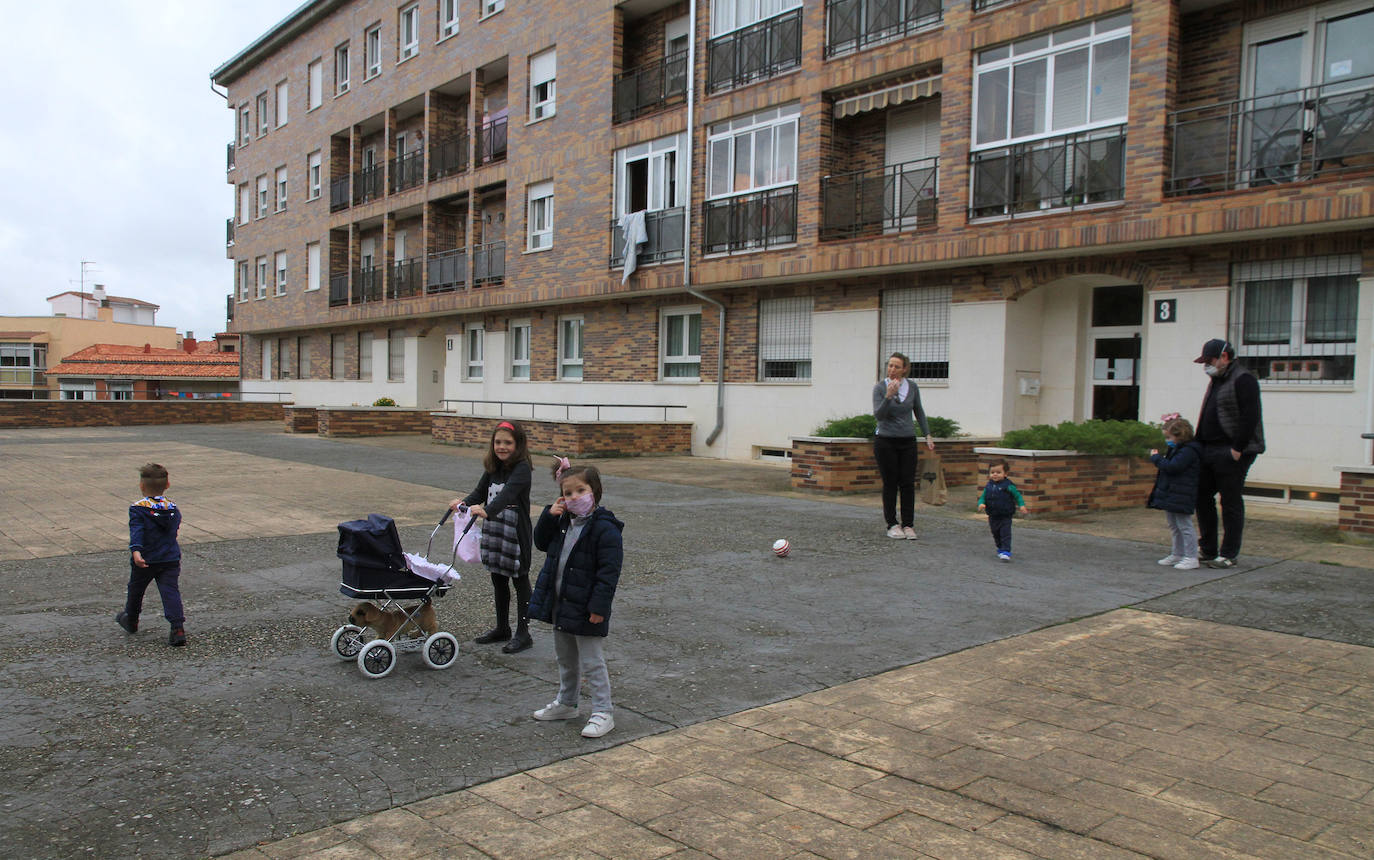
[988,516,1013,553]
[125,560,184,626]
[1166,511,1198,559]
[552,630,612,714]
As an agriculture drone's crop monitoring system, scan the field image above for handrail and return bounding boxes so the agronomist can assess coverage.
[438,399,688,423]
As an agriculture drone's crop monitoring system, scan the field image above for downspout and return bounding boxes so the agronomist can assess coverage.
[682,0,727,448]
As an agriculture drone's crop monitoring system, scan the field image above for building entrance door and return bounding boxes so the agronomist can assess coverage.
[1087,284,1143,420]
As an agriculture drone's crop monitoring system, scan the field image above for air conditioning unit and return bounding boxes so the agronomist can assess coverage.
[1269,359,1324,380]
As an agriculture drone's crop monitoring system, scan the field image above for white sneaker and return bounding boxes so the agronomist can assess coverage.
[581,712,614,738]
[902,526,917,540]
[886,525,904,539]
[533,701,579,721]
[1157,554,1182,566]
[1173,557,1200,570]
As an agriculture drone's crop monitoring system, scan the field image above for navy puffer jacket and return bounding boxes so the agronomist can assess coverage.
[529,505,624,637]
[1148,441,1202,514]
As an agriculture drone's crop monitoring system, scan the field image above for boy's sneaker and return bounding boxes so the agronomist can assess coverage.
[532,701,579,721]
[581,712,615,738]
[1157,554,1182,566]
[997,551,1012,562]
[115,612,138,634]
[1174,557,1200,570]
[168,627,186,646]
[1206,557,1236,569]
[886,525,904,539]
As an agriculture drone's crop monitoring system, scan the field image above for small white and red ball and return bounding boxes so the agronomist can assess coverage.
[772,538,791,557]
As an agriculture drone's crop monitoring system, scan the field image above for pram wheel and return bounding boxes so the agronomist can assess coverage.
[357,639,396,679]
[331,625,366,660]
[422,632,459,669]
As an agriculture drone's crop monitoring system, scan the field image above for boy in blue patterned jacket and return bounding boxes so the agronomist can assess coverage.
[116,463,187,646]
[977,459,1028,563]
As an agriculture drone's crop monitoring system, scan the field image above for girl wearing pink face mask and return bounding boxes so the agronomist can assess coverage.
[526,458,625,739]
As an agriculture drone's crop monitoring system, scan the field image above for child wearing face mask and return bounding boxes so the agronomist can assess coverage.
[1148,416,1203,570]
[527,458,625,739]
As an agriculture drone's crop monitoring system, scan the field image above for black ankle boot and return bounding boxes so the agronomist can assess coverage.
[474,627,511,644]
[502,631,533,653]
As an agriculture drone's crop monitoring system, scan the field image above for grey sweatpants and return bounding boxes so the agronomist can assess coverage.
[553,630,612,714]
[1167,511,1198,560]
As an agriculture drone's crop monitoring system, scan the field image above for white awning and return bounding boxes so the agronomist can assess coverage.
[834,75,941,119]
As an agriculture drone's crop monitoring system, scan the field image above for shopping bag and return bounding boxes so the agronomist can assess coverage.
[920,453,948,506]
[453,509,482,564]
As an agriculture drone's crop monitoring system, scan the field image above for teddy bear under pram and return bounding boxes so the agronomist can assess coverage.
[331,511,468,678]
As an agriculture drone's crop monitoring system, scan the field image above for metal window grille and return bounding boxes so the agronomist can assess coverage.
[387,330,405,381]
[358,332,373,380]
[331,334,346,379]
[297,337,309,380]
[1230,255,1359,384]
[758,296,812,380]
[880,285,950,380]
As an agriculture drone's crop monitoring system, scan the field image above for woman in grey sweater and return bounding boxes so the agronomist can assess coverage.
[872,352,935,539]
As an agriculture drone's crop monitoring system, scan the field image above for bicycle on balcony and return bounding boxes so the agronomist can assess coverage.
[1251,86,1374,184]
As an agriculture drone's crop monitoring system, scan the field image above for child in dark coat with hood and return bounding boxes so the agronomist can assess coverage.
[117,463,187,646]
[528,459,624,739]
[1149,416,1203,570]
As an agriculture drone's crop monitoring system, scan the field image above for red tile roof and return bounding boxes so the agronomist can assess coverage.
[48,343,240,380]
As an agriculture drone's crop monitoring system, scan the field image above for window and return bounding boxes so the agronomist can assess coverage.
[275,251,287,296]
[509,321,531,379]
[255,256,268,299]
[261,339,272,381]
[707,103,800,198]
[615,134,684,216]
[661,308,701,378]
[307,150,322,199]
[465,324,484,379]
[239,105,252,145]
[559,316,584,379]
[335,42,351,93]
[439,0,460,38]
[308,60,323,110]
[710,0,802,36]
[880,285,951,380]
[256,93,269,136]
[238,182,251,225]
[483,0,505,17]
[973,14,1131,148]
[306,242,321,291]
[529,48,557,120]
[399,4,419,60]
[358,331,373,379]
[0,342,46,385]
[275,80,289,126]
[365,25,382,78]
[1230,255,1358,383]
[238,261,250,302]
[277,337,290,378]
[107,381,133,401]
[387,329,405,381]
[331,334,347,379]
[297,336,309,380]
[527,181,554,250]
[256,175,269,218]
[60,382,96,401]
[275,166,288,211]
[758,296,812,380]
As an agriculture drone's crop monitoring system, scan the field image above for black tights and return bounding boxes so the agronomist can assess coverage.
[490,571,531,635]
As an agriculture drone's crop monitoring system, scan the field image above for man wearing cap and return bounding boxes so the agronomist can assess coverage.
[1193,338,1264,568]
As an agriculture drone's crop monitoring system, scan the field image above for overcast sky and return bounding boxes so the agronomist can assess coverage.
[0,1,301,340]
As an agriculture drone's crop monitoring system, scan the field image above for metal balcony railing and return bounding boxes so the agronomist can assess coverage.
[355,265,382,302]
[969,126,1126,219]
[426,248,467,293]
[613,52,689,123]
[225,217,235,247]
[226,142,236,171]
[1167,74,1374,195]
[825,0,942,57]
[703,186,798,254]
[329,176,350,211]
[821,157,938,240]
[352,165,383,205]
[390,259,423,299]
[429,132,470,180]
[472,241,506,285]
[707,8,802,93]
[475,117,508,167]
[609,208,685,267]
[328,273,350,307]
[389,151,425,193]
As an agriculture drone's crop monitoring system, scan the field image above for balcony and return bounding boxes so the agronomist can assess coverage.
[225,217,235,248]
[328,273,350,307]
[969,126,1125,219]
[226,142,236,171]
[703,187,798,254]
[472,241,506,285]
[613,52,688,123]
[226,294,234,322]
[825,0,942,58]
[821,158,938,240]
[352,165,383,206]
[429,133,470,180]
[390,258,423,299]
[389,151,424,194]
[707,9,802,94]
[427,248,467,293]
[329,176,350,212]
[355,265,382,302]
[475,117,508,167]
[1168,75,1374,195]
[610,208,685,267]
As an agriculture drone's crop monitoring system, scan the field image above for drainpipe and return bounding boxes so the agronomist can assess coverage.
[682,0,726,448]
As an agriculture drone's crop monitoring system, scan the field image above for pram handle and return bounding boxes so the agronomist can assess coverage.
[439,507,454,527]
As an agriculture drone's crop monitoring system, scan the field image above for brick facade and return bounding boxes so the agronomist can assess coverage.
[789,436,995,494]
[0,401,283,429]
[316,407,433,436]
[1338,469,1374,535]
[432,414,692,456]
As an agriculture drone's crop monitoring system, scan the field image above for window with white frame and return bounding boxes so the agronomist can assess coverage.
[255,256,268,299]
[275,166,288,211]
[615,134,684,216]
[559,316,584,379]
[60,382,97,401]
[758,296,812,380]
[399,4,420,60]
[0,342,45,385]
[256,174,269,218]
[107,381,133,401]
[880,285,951,381]
[527,181,554,250]
[972,14,1131,149]
[275,80,289,126]
[306,242,321,291]
[465,324,484,379]
[661,308,701,378]
[365,25,382,78]
[261,339,273,380]
[710,0,801,36]
[707,103,800,199]
[331,334,347,379]
[275,251,287,296]
[358,331,373,379]
[529,48,556,120]
[297,336,309,379]
[239,105,252,144]
[308,59,323,109]
[387,329,405,381]
[439,0,460,38]
[509,320,531,379]
[256,93,269,136]
[335,42,351,93]
[483,0,505,17]
[276,337,290,378]
[238,261,250,302]
[307,151,322,199]
[238,182,251,225]
[1230,255,1359,383]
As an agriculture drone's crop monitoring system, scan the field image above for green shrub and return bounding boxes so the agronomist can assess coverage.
[927,415,961,438]
[813,414,962,438]
[1000,419,1163,455]
[372,397,397,407]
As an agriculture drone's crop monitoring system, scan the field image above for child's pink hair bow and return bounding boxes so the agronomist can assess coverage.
[554,456,571,482]
[1160,412,1181,424]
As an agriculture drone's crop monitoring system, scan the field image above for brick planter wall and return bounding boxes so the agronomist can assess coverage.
[975,447,1156,516]
[432,413,692,457]
[0,400,283,428]
[1337,468,1374,534]
[789,437,997,494]
[283,406,318,434]
[316,408,433,437]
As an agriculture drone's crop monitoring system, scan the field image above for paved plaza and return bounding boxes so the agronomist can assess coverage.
[0,423,1370,859]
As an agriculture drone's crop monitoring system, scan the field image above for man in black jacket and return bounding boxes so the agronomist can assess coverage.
[1193,339,1265,569]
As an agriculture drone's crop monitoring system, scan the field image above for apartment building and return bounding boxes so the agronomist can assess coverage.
[213,0,1374,499]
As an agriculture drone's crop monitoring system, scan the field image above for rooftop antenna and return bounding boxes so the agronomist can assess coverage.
[79,261,99,319]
